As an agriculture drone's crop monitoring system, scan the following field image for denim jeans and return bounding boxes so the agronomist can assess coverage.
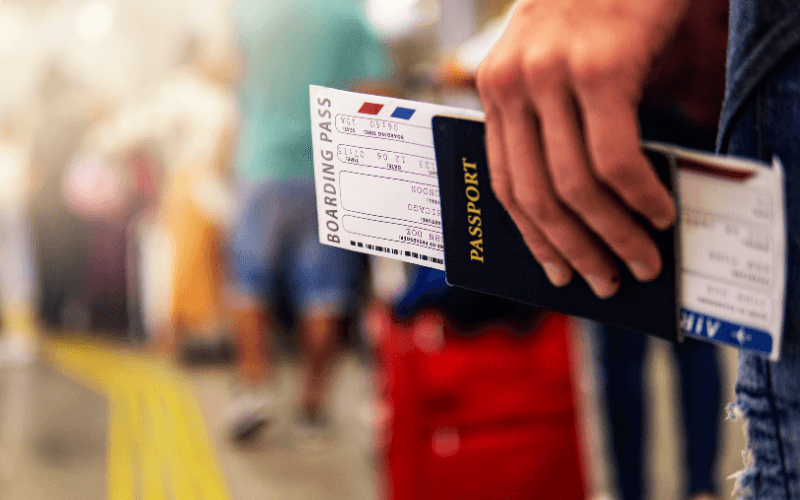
[230,179,362,315]
[719,1,800,497]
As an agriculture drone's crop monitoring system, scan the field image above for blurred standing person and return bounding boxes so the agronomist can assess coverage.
[29,65,111,330]
[228,0,390,440]
[158,39,238,360]
[90,38,238,351]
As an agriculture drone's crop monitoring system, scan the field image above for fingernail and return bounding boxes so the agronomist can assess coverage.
[653,217,674,231]
[585,275,619,299]
[542,263,572,287]
[629,261,658,282]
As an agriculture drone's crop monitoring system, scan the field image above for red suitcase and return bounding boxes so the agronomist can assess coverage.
[376,309,586,500]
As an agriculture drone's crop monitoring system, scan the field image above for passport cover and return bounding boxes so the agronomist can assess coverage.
[433,115,678,341]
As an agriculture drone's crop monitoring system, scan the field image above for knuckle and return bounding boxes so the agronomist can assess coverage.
[594,159,634,188]
[552,174,594,210]
[475,62,493,98]
[521,48,566,91]
[476,56,521,100]
[568,47,620,91]
[518,191,562,226]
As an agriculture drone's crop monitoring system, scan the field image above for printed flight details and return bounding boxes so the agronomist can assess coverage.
[310,86,482,270]
[646,142,786,360]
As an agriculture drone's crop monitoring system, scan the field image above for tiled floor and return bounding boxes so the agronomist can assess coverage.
[0,331,744,500]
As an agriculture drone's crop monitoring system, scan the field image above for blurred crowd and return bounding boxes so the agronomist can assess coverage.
[0,0,731,499]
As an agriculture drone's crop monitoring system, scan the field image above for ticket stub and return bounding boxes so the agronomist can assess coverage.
[310,86,482,270]
[648,143,786,360]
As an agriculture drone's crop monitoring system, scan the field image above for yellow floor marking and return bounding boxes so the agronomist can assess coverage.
[107,392,135,500]
[163,385,206,499]
[144,385,192,500]
[176,386,231,499]
[128,387,166,500]
[43,338,232,500]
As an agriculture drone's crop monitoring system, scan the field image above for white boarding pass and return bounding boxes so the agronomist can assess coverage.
[311,86,481,270]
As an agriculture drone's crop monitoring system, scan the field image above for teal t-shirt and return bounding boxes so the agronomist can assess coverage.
[232,0,389,182]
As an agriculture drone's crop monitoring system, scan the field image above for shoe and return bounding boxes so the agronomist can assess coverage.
[226,386,276,443]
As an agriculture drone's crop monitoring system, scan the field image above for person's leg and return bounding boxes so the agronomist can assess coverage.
[229,182,287,384]
[298,311,344,416]
[288,181,362,420]
[672,339,721,497]
[226,182,285,440]
[232,299,271,383]
[597,324,648,500]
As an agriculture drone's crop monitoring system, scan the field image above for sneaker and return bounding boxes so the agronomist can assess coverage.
[226,386,276,443]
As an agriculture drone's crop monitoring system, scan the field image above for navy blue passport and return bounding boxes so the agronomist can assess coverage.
[432,115,679,341]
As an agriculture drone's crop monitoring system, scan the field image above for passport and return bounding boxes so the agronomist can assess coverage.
[432,115,679,341]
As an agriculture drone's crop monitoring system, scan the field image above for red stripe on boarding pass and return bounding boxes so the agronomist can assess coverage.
[676,157,755,182]
[358,102,384,115]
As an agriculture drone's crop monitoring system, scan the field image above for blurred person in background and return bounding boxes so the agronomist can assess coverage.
[157,37,237,361]
[89,36,238,351]
[29,64,113,331]
[0,110,38,365]
[227,0,391,441]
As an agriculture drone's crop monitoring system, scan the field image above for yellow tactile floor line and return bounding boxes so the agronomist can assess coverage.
[43,338,232,500]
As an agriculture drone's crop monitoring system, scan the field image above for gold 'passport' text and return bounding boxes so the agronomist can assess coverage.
[463,158,483,263]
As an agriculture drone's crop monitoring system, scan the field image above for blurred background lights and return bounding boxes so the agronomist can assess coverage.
[366,0,440,40]
[0,11,23,52]
[74,0,115,44]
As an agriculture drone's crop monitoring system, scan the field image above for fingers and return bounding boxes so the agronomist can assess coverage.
[499,102,622,298]
[484,103,575,288]
[575,78,676,230]
[478,49,621,297]
[475,11,675,299]
[529,75,663,281]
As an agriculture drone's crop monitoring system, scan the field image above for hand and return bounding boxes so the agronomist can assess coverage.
[476,0,689,298]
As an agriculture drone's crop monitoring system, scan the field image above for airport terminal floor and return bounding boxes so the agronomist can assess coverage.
[0,329,745,500]
[0,333,380,500]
